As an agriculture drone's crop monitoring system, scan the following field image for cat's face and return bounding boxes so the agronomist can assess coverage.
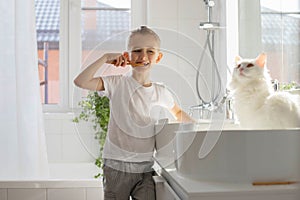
[230,53,267,87]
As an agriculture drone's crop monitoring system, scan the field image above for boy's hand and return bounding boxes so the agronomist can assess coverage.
[105,53,129,67]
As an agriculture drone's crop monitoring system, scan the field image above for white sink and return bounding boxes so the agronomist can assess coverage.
[155,121,300,183]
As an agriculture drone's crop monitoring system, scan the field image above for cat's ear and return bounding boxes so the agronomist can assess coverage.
[235,56,242,64]
[255,53,266,68]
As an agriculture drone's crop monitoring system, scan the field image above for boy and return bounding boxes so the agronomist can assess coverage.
[74,26,194,200]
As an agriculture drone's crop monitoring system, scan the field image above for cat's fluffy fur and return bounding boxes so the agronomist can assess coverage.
[229,53,300,129]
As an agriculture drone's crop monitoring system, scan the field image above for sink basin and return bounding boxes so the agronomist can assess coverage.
[155,121,300,183]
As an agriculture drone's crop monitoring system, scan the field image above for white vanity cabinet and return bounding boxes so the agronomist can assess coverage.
[154,168,300,200]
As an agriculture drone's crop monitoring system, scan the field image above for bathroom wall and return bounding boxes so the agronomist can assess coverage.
[45,0,229,163]
[44,113,99,163]
[146,0,228,111]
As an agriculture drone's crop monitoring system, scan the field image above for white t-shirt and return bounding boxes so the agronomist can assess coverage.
[101,74,175,162]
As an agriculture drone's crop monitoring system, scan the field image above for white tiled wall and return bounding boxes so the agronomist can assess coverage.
[0,188,103,200]
[147,0,228,111]
[47,188,86,200]
[0,180,103,200]
[7,189,46,200]
[44,113,100,163]
[0,189,7,200]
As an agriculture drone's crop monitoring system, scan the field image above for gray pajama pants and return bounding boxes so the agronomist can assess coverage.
[103,159,156,200]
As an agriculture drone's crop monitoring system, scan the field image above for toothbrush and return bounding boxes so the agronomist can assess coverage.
[110,60,146,67]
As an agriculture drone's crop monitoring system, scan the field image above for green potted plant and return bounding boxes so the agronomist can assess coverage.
[73,91,110,178]
[279,81,300,95]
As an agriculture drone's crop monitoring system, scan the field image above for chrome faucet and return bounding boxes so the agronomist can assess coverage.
[189,89,235,121]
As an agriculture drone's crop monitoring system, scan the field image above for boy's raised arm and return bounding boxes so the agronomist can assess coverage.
[73,53,127,91]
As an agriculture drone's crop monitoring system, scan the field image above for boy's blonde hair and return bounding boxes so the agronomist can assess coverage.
[127,26,161,49]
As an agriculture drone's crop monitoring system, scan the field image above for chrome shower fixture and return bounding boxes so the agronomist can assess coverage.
[191,0,224,119]
[200,0,219,30]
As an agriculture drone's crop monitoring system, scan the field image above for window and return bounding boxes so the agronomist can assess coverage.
[75,0,131,105]
[35,0,132,110]
[260,0,300,84]
[81,0,131,69]
[35,0,60,104]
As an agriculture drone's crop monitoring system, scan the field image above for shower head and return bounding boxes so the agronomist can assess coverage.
[200,0,219,30]
[203,0,215,7]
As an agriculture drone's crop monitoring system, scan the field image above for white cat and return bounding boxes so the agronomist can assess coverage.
[229,53,300,129]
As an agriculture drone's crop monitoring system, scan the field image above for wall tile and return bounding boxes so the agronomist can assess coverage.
[0,189,7,200]
[74,120,95,136]
[44,112,97,162]
[86,188,103,200]
[151,62,180,95]
[49,163,100,179]
[178,0,205,20]
[8,189,46,200]
[156,29,180,53]
[176,76,199,107]
[62,134,94,162]
[47,188,85,200]
[148,19,178,30]
[77,134,100,160]
[45,134,62,162]
[148,0,178,20]
[178,19,205,45]
[44,119,62,135]
[177,46,205,73]
[62,119,78,135]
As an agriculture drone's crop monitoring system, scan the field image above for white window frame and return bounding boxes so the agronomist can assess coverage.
[42,0,81,112]
[225,0,262,64]
[43,0,143,112]
[225,0,239,68]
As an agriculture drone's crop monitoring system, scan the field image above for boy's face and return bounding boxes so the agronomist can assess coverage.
[126,34,163,68]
